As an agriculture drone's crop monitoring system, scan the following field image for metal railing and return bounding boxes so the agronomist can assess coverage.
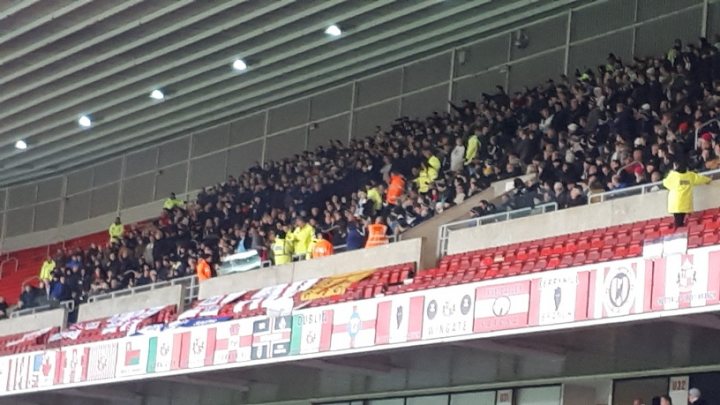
[588,168,720,204]
[437,202,558,257]
[0,257,18,280]
[87,274,198,307]
[10,299,74,318]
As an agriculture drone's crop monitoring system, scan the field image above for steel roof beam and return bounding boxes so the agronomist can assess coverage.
[0,0,574,182]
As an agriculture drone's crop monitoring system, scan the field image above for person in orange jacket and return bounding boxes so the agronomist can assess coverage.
[309,232,334,259]
[386,171,405,206]
[196,255,213,282]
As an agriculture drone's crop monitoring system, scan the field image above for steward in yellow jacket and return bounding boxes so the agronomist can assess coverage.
[109,217,124,244]
[39,258,55,282]
[287,218,314,258]
[163,192,184,211]
[465,133,479,165]
[662,161,711,227]
[271,231,292,265]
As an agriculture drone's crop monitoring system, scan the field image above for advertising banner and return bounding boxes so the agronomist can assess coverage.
[421,285,475,340]
[375,295,424,345]
[474,280,531,333]
[589,258,650,318]
[290,308,333,355]
[651,247,720,310]
[529,270,589,325]
[331,301,378,350]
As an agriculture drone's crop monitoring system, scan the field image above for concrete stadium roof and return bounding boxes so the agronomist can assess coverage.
[0,0,583,186]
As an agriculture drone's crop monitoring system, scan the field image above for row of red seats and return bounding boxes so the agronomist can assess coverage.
[391,208,720,294]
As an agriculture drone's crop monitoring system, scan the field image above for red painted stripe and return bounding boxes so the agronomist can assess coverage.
[319,310,334,352]
[374,301,391,345]
[175,332,189,370]
[54,351,64,385]
[528,278,542,325]
[643,259,654,312]
[80,347,90,382]
[587,266,598,319]
[205,328,217,367]
[575,271,590,321]
[651,256,666,311]
[707,250,720,305]
[408,296,424,341]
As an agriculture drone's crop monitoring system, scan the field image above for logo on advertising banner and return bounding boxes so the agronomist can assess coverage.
[212,320,253,365]
[330,302,378,350]
[474,281,531,332]
[652,248,720,310]
[589,258,649,319]
[422,285,475,340]
[375,295,424,345]
[86,342,118,381]
[147,331,184,373]
[115,337,150,378]
[60,346,89,384]
[250,316,292,360]
[530,271,589,325]
[290,309,333,355]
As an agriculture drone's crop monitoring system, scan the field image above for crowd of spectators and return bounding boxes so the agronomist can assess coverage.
[14,37,720,315]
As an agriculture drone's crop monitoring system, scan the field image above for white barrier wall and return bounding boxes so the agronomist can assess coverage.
[0,308,66,336]
[447,186,720,255]
[199,238,423,299]
[78,285,184,322]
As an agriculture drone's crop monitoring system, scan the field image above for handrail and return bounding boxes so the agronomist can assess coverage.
[10,299,74,318]
[695,118,720,149]
[0,257,18,280]
[587,168,720,204]
[437,202,558,257]
[86,274,198,307]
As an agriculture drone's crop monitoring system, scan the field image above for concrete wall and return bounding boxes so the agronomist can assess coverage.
[447,185,720,255]
[0,307,66,335]
[199,238,423,299]
[78,284,184,322]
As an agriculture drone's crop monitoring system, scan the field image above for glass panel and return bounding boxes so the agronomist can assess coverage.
[450,391,496,405]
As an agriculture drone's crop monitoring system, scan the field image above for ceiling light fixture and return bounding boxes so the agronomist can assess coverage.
[78,115,92,128]
[325,25,342,37]
[150,89,165,100]
[15,140,27,150]
[232,59,247,71]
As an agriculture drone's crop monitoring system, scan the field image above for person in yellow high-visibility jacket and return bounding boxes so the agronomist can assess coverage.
[271,231,292,265]
[422,149,441,181]
[108,217,124,244]
[286,218,314,259]
[662,160,711,228]
[39,257,55,282]
[163,192,184,211]
[366,183,382,212]
[465,132,479,165]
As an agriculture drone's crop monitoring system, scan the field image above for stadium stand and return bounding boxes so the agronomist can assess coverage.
[2,34,720,327]
[0,35,717,358]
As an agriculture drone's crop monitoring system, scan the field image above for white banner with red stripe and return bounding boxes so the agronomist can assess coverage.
[375,295,424,345]
[529,270,590,326]
[588,258,651,319]
[331,301,378,350]
[474,280,531,332]
[651,246,720,311]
